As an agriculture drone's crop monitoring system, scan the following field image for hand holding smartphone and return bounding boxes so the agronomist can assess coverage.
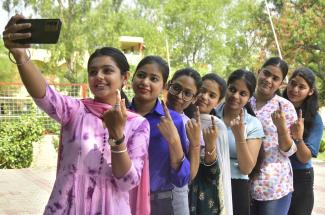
[16,19,62,44]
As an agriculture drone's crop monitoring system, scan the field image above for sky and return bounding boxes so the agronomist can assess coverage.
[1,7,9,32]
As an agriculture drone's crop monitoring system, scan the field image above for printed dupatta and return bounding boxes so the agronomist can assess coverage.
[200,114,233,215]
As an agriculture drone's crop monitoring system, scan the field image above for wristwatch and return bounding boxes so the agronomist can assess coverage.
[294,139,303,145]
[109,135,125,147]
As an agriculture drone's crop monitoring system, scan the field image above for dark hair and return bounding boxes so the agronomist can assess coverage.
[262,57,289,80]
[171,67,202,94]
[88,47,129,75]
[202,73,227,101]
[134,55,169,84]
[87,47,130,105]
[227,69,256,116]
[283,67,319,139]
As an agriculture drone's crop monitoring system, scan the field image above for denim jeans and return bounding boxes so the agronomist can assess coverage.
[172,185,190,215]
[150,185,189,215]
[288,168,314,215]
[251,192,292,215]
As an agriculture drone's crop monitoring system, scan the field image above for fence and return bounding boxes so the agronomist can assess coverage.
[0,82,135,133]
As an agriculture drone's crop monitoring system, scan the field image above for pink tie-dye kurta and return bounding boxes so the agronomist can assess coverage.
[250,95,297,201]
[34,85,150,215]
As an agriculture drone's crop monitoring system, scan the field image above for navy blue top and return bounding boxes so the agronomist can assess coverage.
[129,99,190,192]
[290,112,324,169]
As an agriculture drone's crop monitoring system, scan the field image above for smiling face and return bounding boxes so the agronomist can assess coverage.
[132,63,165,103]
[196,79,222,114]
[225,79,251,112]
[88,56,127,105]
[286,75,314,108]
[256,65,284,99]
[167,75,198,113]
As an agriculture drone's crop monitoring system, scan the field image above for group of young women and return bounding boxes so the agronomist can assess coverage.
[3,14,323,215]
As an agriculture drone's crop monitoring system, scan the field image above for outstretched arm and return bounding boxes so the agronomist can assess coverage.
[3,14,46,98]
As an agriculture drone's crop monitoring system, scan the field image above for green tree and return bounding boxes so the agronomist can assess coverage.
[163,0,230,70]
[2,0,127,83]
[252,0,325,104]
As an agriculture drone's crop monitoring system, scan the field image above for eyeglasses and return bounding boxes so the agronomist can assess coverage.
[168,83,195,102]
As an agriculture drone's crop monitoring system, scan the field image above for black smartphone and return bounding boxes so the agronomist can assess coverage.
[16,19,62,44]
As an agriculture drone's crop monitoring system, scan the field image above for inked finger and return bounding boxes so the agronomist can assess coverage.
[240,108,244,123]
[195,107,201,123]
[299,109,303,120]
[211,116,216,128]
[278,101,282,112]
[120,98,127,115]
[161,100,172,119]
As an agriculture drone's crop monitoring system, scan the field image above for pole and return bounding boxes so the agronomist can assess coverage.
[265,0,283,59]
[165,36,171,70]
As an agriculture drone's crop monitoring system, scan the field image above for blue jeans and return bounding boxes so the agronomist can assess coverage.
[150,185,189,215]
[251,193,292,215]
[288,168,314,215]
[172,185,190,215]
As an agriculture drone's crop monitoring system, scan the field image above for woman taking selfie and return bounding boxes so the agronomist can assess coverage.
[3,15,150,215]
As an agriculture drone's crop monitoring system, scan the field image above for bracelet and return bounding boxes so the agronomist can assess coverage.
[111,148,128,154]
[171,154,186,166]
[8,49,31,66]
[294,139,303,145]
[180,154,186,162]
[203,159,217,167]
[206,146,216,156]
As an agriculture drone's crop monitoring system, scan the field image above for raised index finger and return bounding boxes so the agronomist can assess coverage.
[278,101,282,112]
[194,106,201,124]
[240,108,244,123]
[298,108,303,120]
[161,100,172,119]
[211,115,216,128]
[115,89,121,105]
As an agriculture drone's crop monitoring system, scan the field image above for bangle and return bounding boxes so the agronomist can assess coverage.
[180,154,186,162]
[203,159,217,167]
[8,49,31,66]
[206,146,216,156]
[111,148,127,154]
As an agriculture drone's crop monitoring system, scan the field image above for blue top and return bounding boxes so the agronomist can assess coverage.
[215,104,265,179]
[290,112,324,169]
[129,99,190,192]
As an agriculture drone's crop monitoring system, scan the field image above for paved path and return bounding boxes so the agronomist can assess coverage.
[0,160,324,214]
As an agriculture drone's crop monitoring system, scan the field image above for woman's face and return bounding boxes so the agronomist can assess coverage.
[225,79,251,111]
[88,56,127,105]
[196,79,222,114]
[286,75,314,107]
[167,75,198,113]
[132,63,164,103]
[256,65,283,98]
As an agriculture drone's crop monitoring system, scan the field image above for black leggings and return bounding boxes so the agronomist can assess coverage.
[288,168,314,215]
[232,179,250,215]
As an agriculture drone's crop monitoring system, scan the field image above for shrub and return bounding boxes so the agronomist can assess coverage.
[0,110,45,169]
[52,135,60,152]
[319,133,325,153]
